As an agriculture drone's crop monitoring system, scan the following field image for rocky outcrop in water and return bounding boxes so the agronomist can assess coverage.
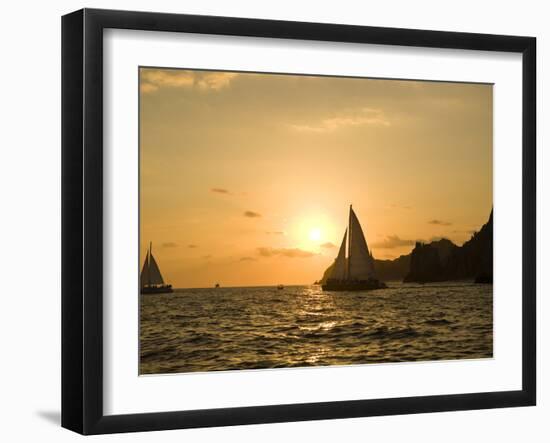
[373,254,411,282]
[404,210,493,283]
[403,238,458,283]
[445,209,493,283]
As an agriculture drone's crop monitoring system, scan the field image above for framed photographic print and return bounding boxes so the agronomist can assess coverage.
[61,8,536,435]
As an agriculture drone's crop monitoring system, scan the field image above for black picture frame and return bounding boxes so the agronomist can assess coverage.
[62,8,536,435]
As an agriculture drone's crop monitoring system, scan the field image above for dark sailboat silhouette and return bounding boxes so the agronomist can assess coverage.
[140,242,173,294]
[322,205,386,291]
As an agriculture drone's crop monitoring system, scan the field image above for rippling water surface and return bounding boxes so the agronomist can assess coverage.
[140,282,492,374]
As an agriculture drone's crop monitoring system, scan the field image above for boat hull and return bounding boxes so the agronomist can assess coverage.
[322,279,387,292]
[141,285,173,294]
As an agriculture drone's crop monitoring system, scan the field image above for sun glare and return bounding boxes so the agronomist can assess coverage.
[309,228,322,242]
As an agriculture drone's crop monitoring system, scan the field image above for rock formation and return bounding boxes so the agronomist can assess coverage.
[404,210,493,283]
[373,254,411,282]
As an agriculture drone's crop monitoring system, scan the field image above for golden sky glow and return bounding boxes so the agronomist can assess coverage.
[140,68,492,288]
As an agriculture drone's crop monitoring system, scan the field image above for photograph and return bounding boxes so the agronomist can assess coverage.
[138,67,493,375]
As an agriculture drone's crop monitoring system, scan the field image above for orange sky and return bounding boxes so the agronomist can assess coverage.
[140,68,492,288]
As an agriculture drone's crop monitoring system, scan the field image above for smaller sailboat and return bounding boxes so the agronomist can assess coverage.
[140,242,173,294]
[322,205,387,291]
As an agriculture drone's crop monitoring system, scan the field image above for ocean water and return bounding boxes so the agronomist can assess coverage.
[140,282,492,374]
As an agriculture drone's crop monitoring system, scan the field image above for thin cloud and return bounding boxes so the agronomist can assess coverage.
[196,72,238,90]
[210,187,231,195]
[266,231,285,235]
[140,69,238,94]
[257,247,317,258]
[140,82,158,94]
[290,107,390,133]
[239,256,257,262]
[371,235,416,249]
[187,244,198,249]
[320,242,336,249]
[428,219,453,226]
[244,211,262,218]
[162,242,178,248]
[387,203,412,210]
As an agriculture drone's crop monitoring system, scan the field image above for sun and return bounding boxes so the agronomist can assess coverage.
[309,228,322,242]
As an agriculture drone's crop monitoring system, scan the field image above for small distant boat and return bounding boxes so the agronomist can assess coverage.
[322,205,387,292]
[215,283,220,288]
[277,284,284,290]
[140,242,173,294]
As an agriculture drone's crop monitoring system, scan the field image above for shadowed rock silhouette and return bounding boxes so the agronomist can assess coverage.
[404,210,493,283]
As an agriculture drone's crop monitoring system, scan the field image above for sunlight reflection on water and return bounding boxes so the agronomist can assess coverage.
[140,282,492,374]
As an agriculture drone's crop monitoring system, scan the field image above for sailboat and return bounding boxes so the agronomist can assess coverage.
[140,242,173,294]
[322,205,387,291]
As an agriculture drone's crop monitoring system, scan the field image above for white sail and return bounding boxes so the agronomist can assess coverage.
[329,229,347,280]
[148,252,165,285]
[140,250,150,288]
[348,207,376,280]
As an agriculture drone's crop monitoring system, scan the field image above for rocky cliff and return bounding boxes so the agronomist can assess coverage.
[373,254,411,281]
[444,209,493,283]
[404,210,493,283]
[403,238,458,283]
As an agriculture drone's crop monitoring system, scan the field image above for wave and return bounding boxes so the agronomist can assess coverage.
[140,283,493,373]
[424,318,453,326]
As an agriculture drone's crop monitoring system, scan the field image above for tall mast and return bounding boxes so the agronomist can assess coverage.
[147,242,152,287]
[347,204,352,280]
